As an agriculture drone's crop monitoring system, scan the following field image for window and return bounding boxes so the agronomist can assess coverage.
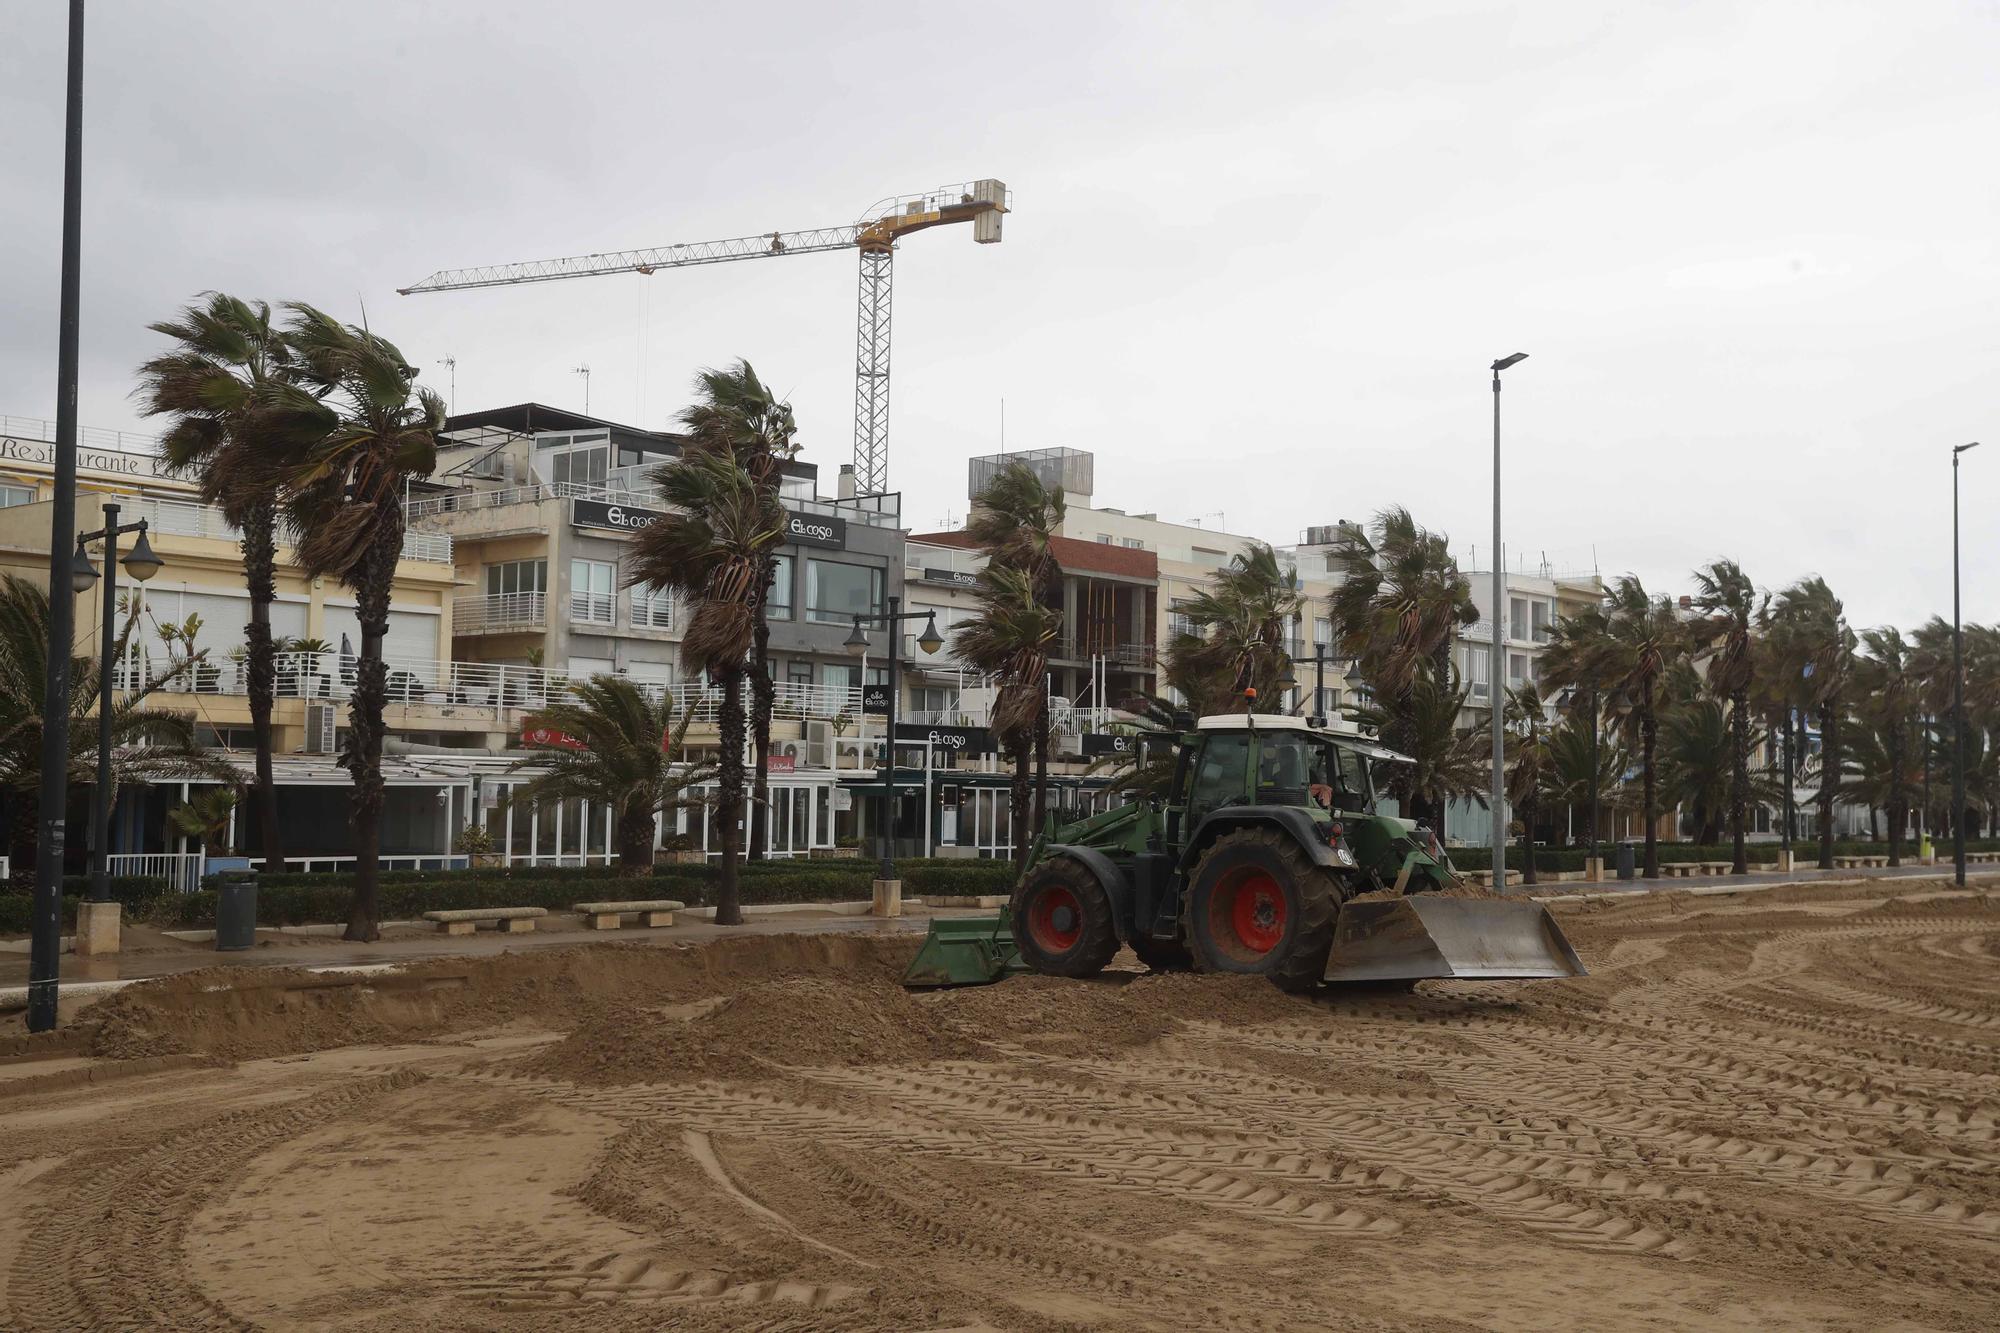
[552,447,608,489]
[1187,736,1249,823]
[571,559,615,624]
[767,553,793,620]
[786,659,813,687]
[806,558,883,624]
[1508,652,1528,685]
[1313,616,1332,647]
[1532,600,1553,640]
[1120,537,1144,549]
[1467,649,1490,698]
[1509,597,1529,639]
[0,484,33,508]
[1314,686,1341,717]
[1096,534,1113,544]
[486,559,547,597]
[631,582,674,630]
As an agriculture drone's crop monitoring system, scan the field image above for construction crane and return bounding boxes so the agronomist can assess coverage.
[399,179,1009,496]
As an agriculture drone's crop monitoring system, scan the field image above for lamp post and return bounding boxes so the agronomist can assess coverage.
[1310,643,1328,724]
[845,596,943,882]
[1489,353,1527,865]
[1952,442,1979,887]
[72,503,164,901]
[27,0,89,1034]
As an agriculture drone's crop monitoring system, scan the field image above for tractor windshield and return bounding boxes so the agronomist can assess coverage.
[1254,734,1371,813]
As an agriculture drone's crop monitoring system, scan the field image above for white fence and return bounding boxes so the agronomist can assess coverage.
[453,591,548,633]
[107,851,206,893]
[130,496,452,564]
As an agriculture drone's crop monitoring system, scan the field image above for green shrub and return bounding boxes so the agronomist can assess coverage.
[1446,837,2000,873]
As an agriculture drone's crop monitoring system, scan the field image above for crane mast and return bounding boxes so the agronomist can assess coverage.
[400,179,1009,495]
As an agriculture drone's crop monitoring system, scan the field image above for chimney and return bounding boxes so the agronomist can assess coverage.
[837,463,856,500]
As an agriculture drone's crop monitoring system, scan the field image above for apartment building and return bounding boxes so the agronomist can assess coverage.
[0,415,466,877]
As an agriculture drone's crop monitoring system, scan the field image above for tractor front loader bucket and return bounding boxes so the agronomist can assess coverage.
[902,909,1027,988]
[1324,897,1586,983]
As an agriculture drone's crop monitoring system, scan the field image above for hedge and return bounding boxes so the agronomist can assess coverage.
[1446,837,2000,873]
[0,857,1018,933]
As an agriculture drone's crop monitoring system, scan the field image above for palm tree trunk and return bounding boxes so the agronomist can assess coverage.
[616,803,655,876]
[1032,701,1050,840]
[1817,703,1837,869]
[1729,687,1748,875]
[1641,682,1660,878]
[241,500,285,870]
[747,561,775,861]
[714,666,747,925]
[340,527,400,943]
[1520,801,1537,886]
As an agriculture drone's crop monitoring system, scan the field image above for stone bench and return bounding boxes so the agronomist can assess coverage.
[1832,855,1890,869]
[422,906,547,936]
[573,899,687,931]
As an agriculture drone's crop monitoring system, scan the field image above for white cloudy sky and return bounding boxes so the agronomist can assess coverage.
[3,1,1994,630]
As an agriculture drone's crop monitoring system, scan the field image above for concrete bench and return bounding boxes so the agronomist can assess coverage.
[573,899,686,931]
[422,906,547,936]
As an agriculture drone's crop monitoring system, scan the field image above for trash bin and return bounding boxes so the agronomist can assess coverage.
[213,870,259,951]
[1615,842,1636,881]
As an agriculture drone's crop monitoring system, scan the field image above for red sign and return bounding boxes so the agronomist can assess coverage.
[768,754,795,774]
[520,721,586,750]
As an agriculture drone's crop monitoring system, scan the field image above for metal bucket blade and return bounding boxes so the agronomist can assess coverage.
[1324,897,1587,982]
[902,913,1026,989]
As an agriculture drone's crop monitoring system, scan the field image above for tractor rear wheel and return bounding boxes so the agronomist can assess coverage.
[1184,828,1342,993]
[1011,857,1119,978]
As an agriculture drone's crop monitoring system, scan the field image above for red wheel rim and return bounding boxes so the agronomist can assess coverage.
[1026,885,1083,954]
[1226,870,1286,954]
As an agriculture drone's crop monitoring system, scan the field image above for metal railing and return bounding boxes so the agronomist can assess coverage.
[108,851,206,893]
[454,591,547,632]
[1058,639,1156,667]
[252,853,464,874]
[405,479,901,529]
[128,496,452,564]
[1,414,162,453]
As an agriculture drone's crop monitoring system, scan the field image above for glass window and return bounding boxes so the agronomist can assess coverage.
[806,559,882,624]
[1508,652,1528,684]
[1335,746,1370,805]
[631,583,674,630]
[571,559,615,624]
[552,446,608,489]
[1313,616,1332,646]
[1188,735,1249,822]
[1509,597,1528,636]
[1120,537,1144,549]
[0,484,34,508]
[486,559,547,597]
[1255,735,1315,804]
[767,553,793,620]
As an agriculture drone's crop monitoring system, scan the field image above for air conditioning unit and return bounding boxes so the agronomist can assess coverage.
[306,703,337,755]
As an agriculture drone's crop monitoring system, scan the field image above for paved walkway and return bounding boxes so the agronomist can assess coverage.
[1501,860,1985,897]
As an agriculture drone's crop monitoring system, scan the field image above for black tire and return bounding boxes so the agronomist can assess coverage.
[1184,827,1343,994]
[1011,857,1119,978]
[1129,932,1194,973]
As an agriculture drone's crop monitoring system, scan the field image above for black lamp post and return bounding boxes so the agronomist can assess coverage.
[73,503,164,902]
[1952,442,1979,887]
[27,0,89,1034]
[845,595,942,881]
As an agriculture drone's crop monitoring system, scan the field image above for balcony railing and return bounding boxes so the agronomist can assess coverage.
[454,591,547,633]
[1057,639,1156,667]
[407,480,901,529]
[129,496,452,565]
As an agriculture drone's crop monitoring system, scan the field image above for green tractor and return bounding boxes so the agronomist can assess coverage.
[905,713,1584,990]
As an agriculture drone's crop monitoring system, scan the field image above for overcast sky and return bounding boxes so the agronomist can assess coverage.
[3,1,1994,631]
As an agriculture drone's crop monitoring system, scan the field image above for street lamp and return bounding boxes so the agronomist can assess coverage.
[74,503,164,904]
[846,596,942,883]
[1490,352,1527,865]
[1952,442,1979,887]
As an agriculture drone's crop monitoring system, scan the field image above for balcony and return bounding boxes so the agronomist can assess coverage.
[1057,639,1156,667]
[454,591,547,633]
[132,496,453,565]
[407,481,901,529]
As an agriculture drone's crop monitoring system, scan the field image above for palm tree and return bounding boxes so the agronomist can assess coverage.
[1328,507,1478,698]
[0,576,233,883]
[1542,707,1630,847]
[1163,543,1302,716]
[1850,627,1919,864]
[507,676,716,874]
[1768,577,1855,869]
[627,448,785,923]
[1657,699,1775,845]
[1542,576,1686,877]
[964,461,1066,833]
[263,305,443,941]
[953,564,1063,870]
[1355,668,1489,828]
[1503,684,1555,884]
[168,786,240,858]
[1327,508,1477,828]
[1838,718,1923,853]
[134,293,297,869]
[1689,560,1758,873]
[676,362,799,862]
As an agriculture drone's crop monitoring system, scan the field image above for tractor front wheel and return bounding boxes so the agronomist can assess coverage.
[1185,828,1342,993]
[1011,857,1119,978]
